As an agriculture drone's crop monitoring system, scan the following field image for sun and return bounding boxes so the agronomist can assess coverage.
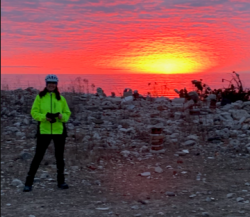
[128,53,200,74]
[97,37,219,74]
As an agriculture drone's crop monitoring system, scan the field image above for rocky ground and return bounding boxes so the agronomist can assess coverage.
[1,88,250,217]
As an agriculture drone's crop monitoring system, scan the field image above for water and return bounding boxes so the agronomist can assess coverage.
[1,73,250,99]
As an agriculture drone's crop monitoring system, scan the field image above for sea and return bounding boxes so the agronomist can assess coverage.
[1,73,250,99]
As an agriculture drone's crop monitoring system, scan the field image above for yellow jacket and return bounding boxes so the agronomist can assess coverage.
[31,92,71,135]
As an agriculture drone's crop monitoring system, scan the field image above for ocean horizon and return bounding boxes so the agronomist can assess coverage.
[1,73,250,99]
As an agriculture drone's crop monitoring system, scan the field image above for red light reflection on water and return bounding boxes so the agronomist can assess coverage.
[1,73,250,99]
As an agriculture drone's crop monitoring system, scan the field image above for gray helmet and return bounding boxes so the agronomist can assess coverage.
[45,74,58,84]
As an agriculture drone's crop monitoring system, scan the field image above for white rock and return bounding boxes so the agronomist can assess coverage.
[183,140,196,146]
[40,172,49,179]
[154,166,163,173]
[184,100,194,110]
[220,112,233,121]
[140,172,151,177]
[187,135,198,141]
[207,94,216,101]
[236,197,244,202]
[155,97,170,103]
[239,116,247,124]
[121,96,133,104]
[231,109,250,120]
[11,179,23,187]
[67,123,74,130]
[172,98,185,105]
[189,194,196,198]
[95,207,110,211]
[120,150,130,157]
[23,119,30,125]
[227,193,234,198]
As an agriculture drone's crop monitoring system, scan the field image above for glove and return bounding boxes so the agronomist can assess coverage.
[46,112,60,123]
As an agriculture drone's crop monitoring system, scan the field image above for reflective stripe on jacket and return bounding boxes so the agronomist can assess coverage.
[31,92,71,134]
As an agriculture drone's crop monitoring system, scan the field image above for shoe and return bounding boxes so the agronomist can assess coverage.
[58,183,69,189]
[23,185,32,192]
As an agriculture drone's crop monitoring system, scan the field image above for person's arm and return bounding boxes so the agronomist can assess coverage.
[60,97,71,123]
[30,95,47,122]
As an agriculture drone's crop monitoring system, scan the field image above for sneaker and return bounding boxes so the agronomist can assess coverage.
[23,185,32,192]
[58,183,69,189]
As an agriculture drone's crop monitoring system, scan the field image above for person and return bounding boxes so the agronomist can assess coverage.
[23,74,71,192]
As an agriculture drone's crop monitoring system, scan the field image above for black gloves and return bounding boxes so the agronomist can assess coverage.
[46,112,60,123]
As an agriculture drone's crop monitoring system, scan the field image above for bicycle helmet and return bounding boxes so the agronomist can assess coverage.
[45,74,58,85]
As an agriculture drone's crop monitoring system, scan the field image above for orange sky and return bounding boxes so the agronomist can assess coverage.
[1,0,250,75]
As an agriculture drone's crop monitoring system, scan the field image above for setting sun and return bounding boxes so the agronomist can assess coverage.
[100,38,219,74]
[127,54,201,74]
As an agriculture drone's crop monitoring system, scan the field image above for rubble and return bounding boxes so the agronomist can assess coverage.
[1,87,250,217]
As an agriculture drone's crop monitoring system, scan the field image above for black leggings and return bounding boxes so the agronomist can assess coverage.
[25,134,66,186]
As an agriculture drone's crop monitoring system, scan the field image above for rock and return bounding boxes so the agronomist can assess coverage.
[40,172,49,179]
[188,91,199,102]
[16,131,25,137]
[67,123,74,130]
[187,135,198,141]
[231,109,250,120]
[189,194,196,198]
[236,197,244,202]
[11,179,23,187]
[123,88,133,97]
[165,192,175,196]
[23,118,30,125]
[176,151,187,156]
[154,166,163,173]
[184,100,194,110]
[207,94,216,101]
[202,212,210,217]
[96,87,106,97]
[131,205,139,210]
[172,98,185,106]
[20,151,33,160]
[71,166,79,171]
[220,112,233,121]
[121,96,133,104]
[227,193,234,198]
[120,150,130,157]
[95,207,110,211]
[183,140,196,146]
[140,172,151,177]
[8,127,19,133]
[155,97,169,103]
[215,128,229,139]
[174,112,183,120]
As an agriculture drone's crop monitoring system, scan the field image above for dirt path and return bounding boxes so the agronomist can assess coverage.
[1,138,250,217]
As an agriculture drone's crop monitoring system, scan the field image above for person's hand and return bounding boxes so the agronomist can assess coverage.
[46,117,52,121]
[58,114,62,119]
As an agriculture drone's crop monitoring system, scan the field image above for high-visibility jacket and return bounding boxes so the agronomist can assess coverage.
[31,92,71,135]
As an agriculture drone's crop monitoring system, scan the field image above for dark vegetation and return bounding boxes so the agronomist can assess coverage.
[177,71,250,104]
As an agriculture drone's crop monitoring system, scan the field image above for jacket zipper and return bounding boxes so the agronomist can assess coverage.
[50,92,52,134]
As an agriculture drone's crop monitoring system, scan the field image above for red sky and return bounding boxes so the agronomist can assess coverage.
[1,0,250,74]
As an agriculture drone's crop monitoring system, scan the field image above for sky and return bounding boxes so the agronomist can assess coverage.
[1,0,250,74]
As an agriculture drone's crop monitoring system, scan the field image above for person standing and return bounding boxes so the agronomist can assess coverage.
[23,74,71,192]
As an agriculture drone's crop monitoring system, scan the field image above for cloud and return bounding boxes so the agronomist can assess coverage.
[1,0,250,74]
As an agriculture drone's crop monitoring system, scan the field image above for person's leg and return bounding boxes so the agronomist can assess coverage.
[53,135,67,186]
[25,135,51,186]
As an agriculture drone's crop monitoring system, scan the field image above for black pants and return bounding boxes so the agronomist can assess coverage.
[25,134,66,186]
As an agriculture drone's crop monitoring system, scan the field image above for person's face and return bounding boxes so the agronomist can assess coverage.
[46,82,57,92]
